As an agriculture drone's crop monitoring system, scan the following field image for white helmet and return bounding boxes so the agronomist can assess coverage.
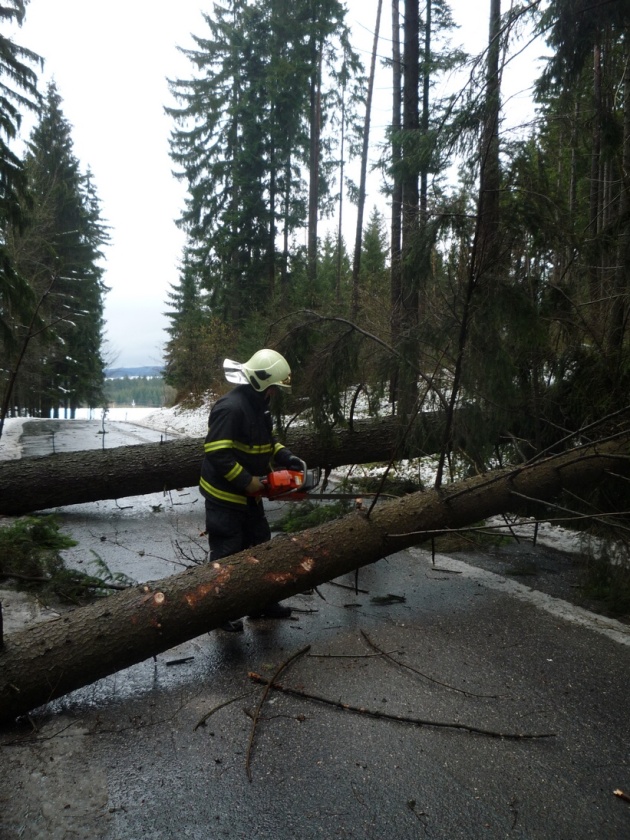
[223,349,292,392]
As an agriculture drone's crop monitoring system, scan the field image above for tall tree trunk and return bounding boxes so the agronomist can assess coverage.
[351,0,383,317]
[389,0,403,411]
[397,0,420,418]
[435,0,502,488]
[337,81,346,304]
[268,139,277,299]
[419,0,431,224]
[281,154,292,293]
[228,76,242,324]
[418,0,432,320]
[476,0,501,275]
[308,43,323,285]
[607,34,630,373]
[588,42,603,339]
[2,429,628,725]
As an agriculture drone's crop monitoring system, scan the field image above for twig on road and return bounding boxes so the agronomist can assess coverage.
[360,630,506,699]
[194,691,254,731]
[245,645,311,781]
[247,672,555,740]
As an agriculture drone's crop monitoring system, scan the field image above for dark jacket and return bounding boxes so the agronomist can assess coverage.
[199,384,295,508]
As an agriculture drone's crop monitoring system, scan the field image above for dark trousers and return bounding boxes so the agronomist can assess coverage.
[205,498,271,562]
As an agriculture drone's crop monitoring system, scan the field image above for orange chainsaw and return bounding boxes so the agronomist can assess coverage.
[259,460,321,500]
[257,461,381,508]
[257,461,373,508]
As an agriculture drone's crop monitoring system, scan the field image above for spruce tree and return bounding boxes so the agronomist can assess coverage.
[0,0,41,429]
[360,207,389,301]
[163,249,235,399]
[167,0,361,348]
[10,82,109,418]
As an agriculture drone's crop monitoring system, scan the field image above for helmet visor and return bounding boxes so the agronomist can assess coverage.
[223,358,249,385]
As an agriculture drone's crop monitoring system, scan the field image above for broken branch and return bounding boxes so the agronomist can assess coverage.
[245,645,310,781]
[247,673,555,740]
[360,630,505,699]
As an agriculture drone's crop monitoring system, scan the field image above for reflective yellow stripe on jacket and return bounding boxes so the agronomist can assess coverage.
[199,476,248,505]
[204,439,275,456]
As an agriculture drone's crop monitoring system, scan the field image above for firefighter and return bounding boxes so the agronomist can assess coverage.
[200,348,302,631]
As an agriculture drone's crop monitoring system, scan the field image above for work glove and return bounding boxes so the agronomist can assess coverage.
[245,475,264,495]
[287,455,303,470]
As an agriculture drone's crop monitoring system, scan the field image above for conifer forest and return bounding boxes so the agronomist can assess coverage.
[1,0,630,519]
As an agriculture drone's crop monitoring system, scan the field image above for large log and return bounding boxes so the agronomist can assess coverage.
[0,415,452,515]
[1,432,628,725]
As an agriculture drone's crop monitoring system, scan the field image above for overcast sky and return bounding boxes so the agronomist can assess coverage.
[10,0,537,369]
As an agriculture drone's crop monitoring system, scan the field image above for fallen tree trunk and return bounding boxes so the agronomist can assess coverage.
[0,414,454,516]
[1,432,628,725]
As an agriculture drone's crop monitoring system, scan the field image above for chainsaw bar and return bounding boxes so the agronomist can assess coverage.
[264,490,366,502]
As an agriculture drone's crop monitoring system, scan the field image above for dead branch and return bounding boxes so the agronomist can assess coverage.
[360,630,505,699]
[509,490,630,534]
[326,580,369,594]
[307,649,401,659]
[194,692,254,731]
[247,673,555,740]
[245,645,310,781]
[164,656,195,666]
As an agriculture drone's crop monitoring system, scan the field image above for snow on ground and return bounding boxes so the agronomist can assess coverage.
[133,402,210,439]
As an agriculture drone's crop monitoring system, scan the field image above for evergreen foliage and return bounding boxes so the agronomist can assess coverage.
[1,82,109,421]
[0,2,41,375]
[157,0,630,508]
[165,0,362,358]
[0,515,136,603]
[2,0,630,548]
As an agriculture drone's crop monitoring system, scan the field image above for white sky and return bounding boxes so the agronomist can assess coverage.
[10,0,540,368]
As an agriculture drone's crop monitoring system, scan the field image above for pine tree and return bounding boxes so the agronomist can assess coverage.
[0,1,41,425]
[167,0,361,346]
[387,0,463,417]
[163,248,235,399]
[360,207,389,300]
[536,0,630,395]
[9,82,109,418]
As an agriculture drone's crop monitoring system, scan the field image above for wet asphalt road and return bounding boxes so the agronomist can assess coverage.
[18,416,168,457]
[1,419,630,839]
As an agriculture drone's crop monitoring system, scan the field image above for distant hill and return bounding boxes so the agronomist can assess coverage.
[105,366,163,379]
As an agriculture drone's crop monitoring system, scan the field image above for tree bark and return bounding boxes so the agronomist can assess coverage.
[389,0,403,408]
[397,0,420,417]
[0,413,471,516]
[1,431,629,725]
[307,38,322,285]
